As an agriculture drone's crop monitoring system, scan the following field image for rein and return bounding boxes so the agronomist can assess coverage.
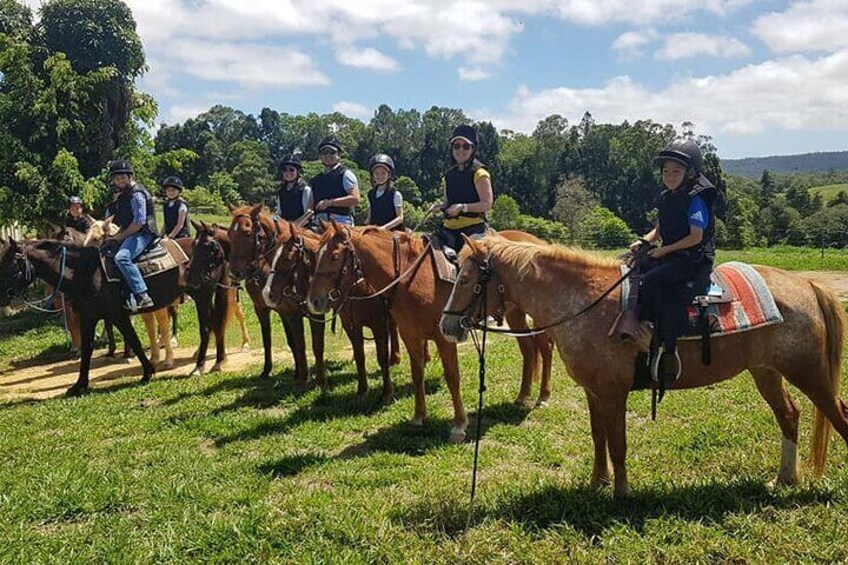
[13,243,68,314]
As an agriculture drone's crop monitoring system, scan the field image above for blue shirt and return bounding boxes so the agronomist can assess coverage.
[687,195,709,229]
[131,191,147,225]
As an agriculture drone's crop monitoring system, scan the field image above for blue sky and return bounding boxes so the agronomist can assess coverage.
[23,0,848,159]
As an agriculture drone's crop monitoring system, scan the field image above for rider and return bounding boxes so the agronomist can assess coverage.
[107,159,158,312]
[630,139,717,382]
[161,176,190,239]
[365,153,404,231]
[429,124,493,257]
[275,154,314,225]
[64,196,92,233]
[311,136,361,226]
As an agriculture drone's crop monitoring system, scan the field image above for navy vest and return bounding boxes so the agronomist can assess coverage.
[445,160,484,217]
[311,166,353,216]
[115,183,157,233]
[657,174,716,262]
[163,198,190,238]
[65,214,92,234]
[277,179,307,221]
[368,186,403,229]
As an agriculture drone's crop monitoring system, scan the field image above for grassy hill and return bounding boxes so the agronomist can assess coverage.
[810,183,848,203]
[723,151,848,178]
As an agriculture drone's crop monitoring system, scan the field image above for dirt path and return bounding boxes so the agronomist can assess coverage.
[0,346,274,402]
[797,271,848,300]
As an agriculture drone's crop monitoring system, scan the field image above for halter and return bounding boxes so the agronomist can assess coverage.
[319,227,366,306]
[189,235,226,287]
[269,233,312,305]
[5,242,67,313]
[442,251,507,329]
[230,213,278,283]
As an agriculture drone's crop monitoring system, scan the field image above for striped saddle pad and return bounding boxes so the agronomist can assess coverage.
[101,238,189,283]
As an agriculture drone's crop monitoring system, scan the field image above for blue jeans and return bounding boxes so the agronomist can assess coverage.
[114,231,154,296]
[314,212,354,226]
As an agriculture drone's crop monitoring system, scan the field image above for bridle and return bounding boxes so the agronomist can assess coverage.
[2,242,67,313]
[230,214,277,283]
[188,235,226,287]
[442,251,507,330]
[268,233,312,305]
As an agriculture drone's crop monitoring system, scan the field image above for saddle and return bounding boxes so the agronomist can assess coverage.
[424,235,457,284]
[100,238,189,283]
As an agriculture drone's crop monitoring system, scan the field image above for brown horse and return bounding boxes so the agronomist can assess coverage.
[440,234,848,496]
[262,220,402,402]
[306,222,554,443]
[227,204,325,387]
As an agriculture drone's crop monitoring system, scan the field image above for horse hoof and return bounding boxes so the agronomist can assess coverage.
[189,365,204,377]
[408,416,424,428]
[140,375,152,384]
[449,427,467,444]
[356,386,368,397]
[535,399,550,408]
[513,397,532,408]
[613,486,631,499]
[241,343,250,351]
[390,354,401,366]
[105,351,116,358]
[170,337,179,348]
[258,371,271,380]
[65,384,89,397]
[210,363,223,373]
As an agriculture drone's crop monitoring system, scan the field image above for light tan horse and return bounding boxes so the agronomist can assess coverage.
[307,222,554,443]
[440,234,848,497]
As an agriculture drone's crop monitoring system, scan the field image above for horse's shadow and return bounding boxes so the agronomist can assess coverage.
[396,479,836,539]
[255,400,533,477]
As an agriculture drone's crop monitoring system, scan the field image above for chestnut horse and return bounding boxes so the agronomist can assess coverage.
[262,220,402,402]
[440,234,848,496]
[227,205,325,387]
[306,222,554,443]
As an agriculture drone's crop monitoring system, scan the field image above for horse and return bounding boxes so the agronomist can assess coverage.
[261,220,402,403]
[184,220,251,375]
[306,221,555,443]
[0,235,189,395]
[440,234,848,497]
[226,204,325,387]
[82,219,177,369]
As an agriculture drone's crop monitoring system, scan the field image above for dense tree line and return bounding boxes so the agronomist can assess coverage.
[2,0,848,247]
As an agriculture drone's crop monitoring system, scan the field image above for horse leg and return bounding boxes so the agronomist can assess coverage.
[309,318,327,390]
[169,303,179,347]
[504,307,538,408]
[156,308,174,369]
[210,289,228,373]
[66,301,81,357]
[67,315,97,396]
[256,306,273,379]
[434,335,467,443]
[104,319,117,357]
[346,322,368,396]
[536,333,554,407]
[190,293,212,377]
[287,315,309,387]
[389,317,401,366]
[750,368,801,486]
[586,391,612,487]
[373,322,394,404]
[232,290,250,349]
[142,312,160,367]
[401,333,428,427]
[114,314,155,383]
[602,389,630,498]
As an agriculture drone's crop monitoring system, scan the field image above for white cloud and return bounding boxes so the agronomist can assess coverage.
[335,47,400,71]
[612,29,659,57]
[458,67,492,81]
[489,49,848,136]
[753,0,848,54]
[332,101,372,120]
[655,33,751,60]
[543,0,753,25]
[164,103,212,125]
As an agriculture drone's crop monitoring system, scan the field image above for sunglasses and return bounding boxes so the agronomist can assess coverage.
[282,166,298,173]
[319,148,338,156]
[451,142,473,151]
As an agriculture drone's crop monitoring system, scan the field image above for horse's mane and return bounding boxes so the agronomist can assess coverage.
[477,235,618,278]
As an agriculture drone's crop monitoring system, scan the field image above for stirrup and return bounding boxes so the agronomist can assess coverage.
[650,346,681,383]
[124,294,139,312]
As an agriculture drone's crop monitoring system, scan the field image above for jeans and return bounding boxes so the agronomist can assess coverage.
[314,212,354,226]
[114,231,154,296]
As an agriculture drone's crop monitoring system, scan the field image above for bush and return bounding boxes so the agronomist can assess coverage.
[489,194,521,231]
[578,206,633,248]
[514,215,569,243]
[182,186,227,215]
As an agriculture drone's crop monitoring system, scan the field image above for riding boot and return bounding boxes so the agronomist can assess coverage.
[608,268,651,351]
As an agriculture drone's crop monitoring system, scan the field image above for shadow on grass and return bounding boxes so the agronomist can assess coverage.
[397,478,837,539]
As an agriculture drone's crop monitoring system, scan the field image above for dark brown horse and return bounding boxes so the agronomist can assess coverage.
[441,234,848,496]
[261,220,402,402]
[0,237,188,395]
[306,222,554,443]
[226,204,325,387]
[185,220,251,376]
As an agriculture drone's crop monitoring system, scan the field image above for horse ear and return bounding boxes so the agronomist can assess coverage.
[191,220,202,233]
[318,219,329,233]
[250,203,263,218]
[461,234,481,255]
[227,202,238,213]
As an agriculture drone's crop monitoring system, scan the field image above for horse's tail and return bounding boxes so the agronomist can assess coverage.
[808,281,845,477]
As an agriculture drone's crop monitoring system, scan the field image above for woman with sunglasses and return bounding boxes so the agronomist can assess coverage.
[311,136,360,226]
[429,124,493,256]
[275,154,314,226]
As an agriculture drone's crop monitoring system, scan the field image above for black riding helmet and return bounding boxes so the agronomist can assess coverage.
[278,154,303,172]
[318,136,343,154]
[161,176,185,191]
[108,159,133,177]
[449,124,478,146]
[368,153,395,176]
[653,138,703,175]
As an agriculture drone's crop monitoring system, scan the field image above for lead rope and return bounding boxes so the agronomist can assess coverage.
[466,273,489,529]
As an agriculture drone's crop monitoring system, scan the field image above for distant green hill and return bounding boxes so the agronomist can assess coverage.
[811,183,848,202]
[722,151,848,178]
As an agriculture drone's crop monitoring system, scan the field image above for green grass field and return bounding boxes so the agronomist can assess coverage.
[811,183,848,203]
[1,226,846,562]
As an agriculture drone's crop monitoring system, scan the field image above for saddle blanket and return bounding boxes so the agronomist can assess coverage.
[621,261,784,339]
[101,239,189,283]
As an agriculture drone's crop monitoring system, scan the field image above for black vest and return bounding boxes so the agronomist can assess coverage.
[277,179,308,221]
[311,166,353,216]
[657,174,716,262]
[115,183,157,233]
[445,160,484,217]
[65,214,92,233]
[368,186,403,229]
[163,198,190,238]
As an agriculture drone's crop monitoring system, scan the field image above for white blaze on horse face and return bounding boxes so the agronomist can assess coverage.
[262,243,286,308]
